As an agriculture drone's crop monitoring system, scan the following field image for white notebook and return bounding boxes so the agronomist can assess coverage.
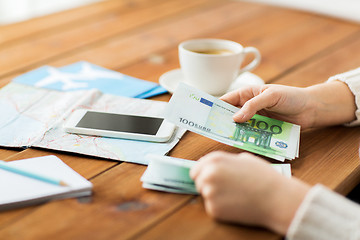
[0,155,92,211]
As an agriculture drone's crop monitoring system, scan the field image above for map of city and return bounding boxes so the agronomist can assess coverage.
[0,82,184,165]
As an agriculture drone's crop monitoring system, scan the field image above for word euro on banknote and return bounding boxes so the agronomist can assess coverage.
[164,83,300,161]
[141,154,292,194]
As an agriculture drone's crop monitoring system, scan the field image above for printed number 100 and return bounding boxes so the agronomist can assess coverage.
[248,118,282,134]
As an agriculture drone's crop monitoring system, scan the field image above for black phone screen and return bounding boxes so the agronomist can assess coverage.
[76,111,164,135]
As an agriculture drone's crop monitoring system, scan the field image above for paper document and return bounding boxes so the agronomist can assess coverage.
[0,156,92,211]
[141,155,292,194]
[165,83,300,161]
[0,61,178,164]
[12,61,167,98]
[0,82,185,165]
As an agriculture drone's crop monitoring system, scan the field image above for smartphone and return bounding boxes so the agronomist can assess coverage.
[64,109,176,142]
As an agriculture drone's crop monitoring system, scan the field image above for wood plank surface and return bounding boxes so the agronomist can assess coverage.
[131,198,280,240]
[0,155,192,239]
[0,148,20,160]
[275,31,360,86]
[0,0,359,239]
[0,0,219,79]
[0,0,151,45]
[50,2,359,83]
[0,149,118,230]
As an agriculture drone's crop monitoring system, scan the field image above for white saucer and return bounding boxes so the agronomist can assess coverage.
[159,69,264,96]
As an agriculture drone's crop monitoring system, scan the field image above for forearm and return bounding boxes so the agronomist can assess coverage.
[305,81,356,128]
[263,177,310,235]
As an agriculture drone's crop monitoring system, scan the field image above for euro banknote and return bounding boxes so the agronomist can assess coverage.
[141,154,198,194]
[164,83,300,161]
[141,154,292,194]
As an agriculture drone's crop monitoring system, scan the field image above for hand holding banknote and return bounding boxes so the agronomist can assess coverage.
[190,151,310,235]
[221,81,356,129]
[221,85,314,128]
[141,154,291,195]
[165,83,300,161]
[187,78,358,237]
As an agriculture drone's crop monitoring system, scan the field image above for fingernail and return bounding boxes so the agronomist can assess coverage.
[234,112,244,121]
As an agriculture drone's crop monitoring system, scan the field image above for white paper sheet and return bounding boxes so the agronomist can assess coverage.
[0,156,92,210]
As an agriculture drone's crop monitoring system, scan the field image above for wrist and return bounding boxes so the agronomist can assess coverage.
[305,81,356,127]
[263,177,311,235]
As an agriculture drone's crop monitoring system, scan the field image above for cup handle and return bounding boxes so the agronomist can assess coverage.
[239,47,261,74]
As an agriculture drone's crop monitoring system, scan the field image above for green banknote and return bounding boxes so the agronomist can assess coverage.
[141,154,198,194]
[141,154,292,195]
[165,83,300,161]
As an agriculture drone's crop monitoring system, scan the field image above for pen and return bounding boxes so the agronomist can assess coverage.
[0,160,68,187]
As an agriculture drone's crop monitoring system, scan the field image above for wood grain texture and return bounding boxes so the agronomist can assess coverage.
[50,1,359,83]
[274,32,360,86]
[0,0,219,79]
[0,149,118,231]
[0,0,359,239]
[0,0,151,45]
[0,162,193,239]
[130,198,280,240]
[0,148,20,160]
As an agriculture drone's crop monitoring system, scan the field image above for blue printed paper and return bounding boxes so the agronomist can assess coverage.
[135,85,168,99]
[12,61,167,98]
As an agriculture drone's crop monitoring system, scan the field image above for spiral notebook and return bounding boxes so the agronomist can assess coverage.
[0,155,92,211]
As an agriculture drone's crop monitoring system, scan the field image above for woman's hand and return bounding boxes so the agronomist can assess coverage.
[190,151,310,234]
[220,81,356,129]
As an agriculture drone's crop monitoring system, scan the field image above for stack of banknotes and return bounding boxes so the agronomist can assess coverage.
[141,154,292,194]
[141,154,198,194]
[164,83,301,161]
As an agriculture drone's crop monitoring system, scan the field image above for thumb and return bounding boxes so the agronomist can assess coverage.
[233,89,279,122]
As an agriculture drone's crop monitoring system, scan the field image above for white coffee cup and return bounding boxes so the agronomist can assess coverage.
[179,39,261,96]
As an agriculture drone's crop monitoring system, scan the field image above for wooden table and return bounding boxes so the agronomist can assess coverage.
[0,0,359,239]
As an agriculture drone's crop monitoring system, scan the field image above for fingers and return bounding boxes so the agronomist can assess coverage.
[191,151,271,192]
[220,86,259,107]
[190,151,230,193]
[189,156,206,180]
[232,88,280,122]
[220,88,258,123]
[190,151,254,193]
[220,90,243,106]
[220,85,280,122]
[220,85,285,123]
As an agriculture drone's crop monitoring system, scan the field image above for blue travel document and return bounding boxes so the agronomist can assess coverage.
[12,61,167,98]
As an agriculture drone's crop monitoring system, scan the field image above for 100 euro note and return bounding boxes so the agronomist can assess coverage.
[164,83,300,161]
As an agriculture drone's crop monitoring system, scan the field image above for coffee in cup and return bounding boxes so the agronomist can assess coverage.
[178,39,261,96]
[190,49,234,55]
